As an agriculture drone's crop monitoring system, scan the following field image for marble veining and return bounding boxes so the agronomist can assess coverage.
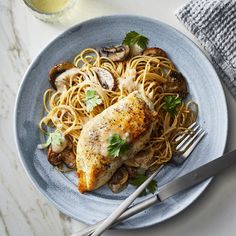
[1,0,236,236]
[0,0,83,235]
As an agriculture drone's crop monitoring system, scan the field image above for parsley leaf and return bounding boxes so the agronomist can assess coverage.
[107,134,129,157]
[83,89,102,112]
[130,174,157,196]
[123,31,149,49]
[163,96,182,116]
[147,179,158,194]
[37,130,64,149]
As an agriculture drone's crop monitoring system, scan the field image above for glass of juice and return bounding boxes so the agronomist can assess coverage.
[23,0,77,23]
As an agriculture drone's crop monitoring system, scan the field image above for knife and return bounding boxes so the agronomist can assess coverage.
[72,149,236,236]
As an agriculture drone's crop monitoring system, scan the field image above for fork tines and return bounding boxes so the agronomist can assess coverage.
[172,122,206,165]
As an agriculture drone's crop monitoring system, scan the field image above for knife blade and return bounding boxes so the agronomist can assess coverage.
[73,149,236,236]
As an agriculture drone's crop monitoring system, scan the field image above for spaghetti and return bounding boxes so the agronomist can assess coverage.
[39,47,197,173]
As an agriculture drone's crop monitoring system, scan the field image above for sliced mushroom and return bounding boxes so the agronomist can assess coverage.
[47,138,76,169]
[48,147,63,166]
[163,71,188,98]
[93,67,115,90]
[49,62,75,90]
[55,68,82,93]
[125,166,138,178]
[61,149,76,169]
[100,45,130,62]
[108,166,129,193]
[124,148,154,170]
[49,62,82,93]
[143,47,168,58]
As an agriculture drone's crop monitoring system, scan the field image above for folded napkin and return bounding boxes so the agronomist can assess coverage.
[176,0,236,98]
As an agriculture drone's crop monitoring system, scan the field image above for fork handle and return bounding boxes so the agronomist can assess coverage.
[71,165,164,236]
[72,195,160,236]
[91,165,164,236]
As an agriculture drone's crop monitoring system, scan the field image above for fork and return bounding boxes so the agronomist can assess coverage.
[73,122,206,236]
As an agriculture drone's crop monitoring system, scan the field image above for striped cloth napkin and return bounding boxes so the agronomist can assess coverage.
[175,0,236,98]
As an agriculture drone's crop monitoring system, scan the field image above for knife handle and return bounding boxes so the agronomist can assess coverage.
[72,195,160,236]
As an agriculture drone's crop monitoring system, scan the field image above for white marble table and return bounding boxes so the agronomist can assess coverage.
[1,0,236,235]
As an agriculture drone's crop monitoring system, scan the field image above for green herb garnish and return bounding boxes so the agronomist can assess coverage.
[123,31,149,49]
[37,130,64,149]
[130,174,157,196]
[107,134,129,157]
[83,89,102,112]
[163,96,182,116]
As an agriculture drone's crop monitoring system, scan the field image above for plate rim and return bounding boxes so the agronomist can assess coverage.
[14,14,228,229]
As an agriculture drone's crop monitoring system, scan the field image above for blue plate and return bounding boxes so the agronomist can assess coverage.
[14,15,228,229]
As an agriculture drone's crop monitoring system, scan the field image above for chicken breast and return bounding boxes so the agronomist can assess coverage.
[76,91,157,193]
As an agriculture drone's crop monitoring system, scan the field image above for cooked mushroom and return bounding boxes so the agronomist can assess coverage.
[93,67,115,90]
[48,147,63,166]
[143,47,168,58]
[124,148,154,170]
[49,62,75,90]
[163,71,188,98]
[108,166,129,193]
[61,149,76,169]
[47,138,76,169]
[100,45,130,62]
[48,62,81,93]
[125,166,138,178]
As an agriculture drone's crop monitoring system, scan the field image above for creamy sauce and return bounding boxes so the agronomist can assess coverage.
[29,0,70,13]
[119,68,137,92]
[130,44,143,56]
[51,136,68,153]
